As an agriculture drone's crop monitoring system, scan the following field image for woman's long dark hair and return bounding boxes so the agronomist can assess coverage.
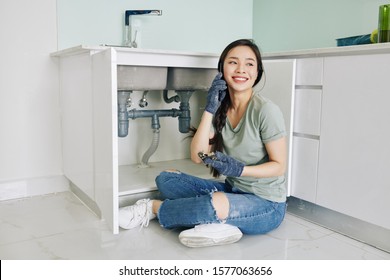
[192,39,264,177]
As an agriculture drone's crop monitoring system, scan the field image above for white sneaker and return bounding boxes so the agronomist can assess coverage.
[118,199,156,229]
[179,223,243,248]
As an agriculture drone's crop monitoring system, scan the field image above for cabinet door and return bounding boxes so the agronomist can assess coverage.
[293,89,322,136]
[318,54,390,230]
[59,54,94,199]
[291,137,319,203]
[295,58,323,86]
[92,49,119,234]
[257,59,296,195]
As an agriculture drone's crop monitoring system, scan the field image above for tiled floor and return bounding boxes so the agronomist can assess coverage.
[0,191,389,260]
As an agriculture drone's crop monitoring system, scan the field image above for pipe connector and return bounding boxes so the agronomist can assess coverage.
[163,90,180,103]
[176,90,195,133]
[139,91,149,108]
[151,114,160,130]
[117,90,194,137]
[118,90,131,137]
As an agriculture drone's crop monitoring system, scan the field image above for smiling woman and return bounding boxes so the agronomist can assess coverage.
[118,39,288,248]
[222,46,259,95]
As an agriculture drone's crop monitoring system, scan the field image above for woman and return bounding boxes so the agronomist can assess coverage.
[119,39,287,248]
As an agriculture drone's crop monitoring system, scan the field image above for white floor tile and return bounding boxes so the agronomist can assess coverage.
[0,191,389,260]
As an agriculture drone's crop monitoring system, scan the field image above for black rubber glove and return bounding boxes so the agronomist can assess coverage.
[203,151,244,177]
[205,73,227,115]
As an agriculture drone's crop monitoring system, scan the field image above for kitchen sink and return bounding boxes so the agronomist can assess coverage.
[166,67,218,90]
[117,65,168,90]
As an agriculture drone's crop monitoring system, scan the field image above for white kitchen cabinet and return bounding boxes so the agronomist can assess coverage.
[54,46,220,233]
[291,53,390,231]
[264,45,390,251]
[317,53,390,230]
[259,59,296,195]
[289,58,323,203]
[58,52,95,200]
[91,49,119,231]
[54,46,298,234]
[291,137,319,203]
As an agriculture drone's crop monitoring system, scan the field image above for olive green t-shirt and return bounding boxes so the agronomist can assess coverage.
[222,92,287,202]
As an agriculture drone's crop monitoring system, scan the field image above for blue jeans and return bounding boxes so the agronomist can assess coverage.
[155,171,286,235]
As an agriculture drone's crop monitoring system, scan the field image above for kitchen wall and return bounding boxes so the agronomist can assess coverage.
[253,0,389,52]
[57,0,253,53]
[0,0,67,200]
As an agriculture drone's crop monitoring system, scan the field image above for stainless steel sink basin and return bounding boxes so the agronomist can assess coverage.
[117,65,168,90]
[166,67,218,90]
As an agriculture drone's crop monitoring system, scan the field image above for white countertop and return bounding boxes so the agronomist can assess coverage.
[50,44,220,58]
[51,42,390,61]
[51,45,220,68]
[262,42,390,59]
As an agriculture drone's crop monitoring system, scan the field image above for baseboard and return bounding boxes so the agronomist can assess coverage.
[287,196,390,253]
[69,181,101,218]
[0,175,70,201]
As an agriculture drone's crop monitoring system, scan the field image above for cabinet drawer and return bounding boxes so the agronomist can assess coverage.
[291,137,319,203]
[295,58,323,85]
[293,89,322,136]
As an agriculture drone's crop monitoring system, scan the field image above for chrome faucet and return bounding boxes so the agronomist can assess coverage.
[124,10,162,47]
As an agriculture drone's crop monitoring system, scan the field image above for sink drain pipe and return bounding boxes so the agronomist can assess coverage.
[139,115,160,167]
[117,90,194,166]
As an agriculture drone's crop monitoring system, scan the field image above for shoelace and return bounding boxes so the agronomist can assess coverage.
[133,200,152,230]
